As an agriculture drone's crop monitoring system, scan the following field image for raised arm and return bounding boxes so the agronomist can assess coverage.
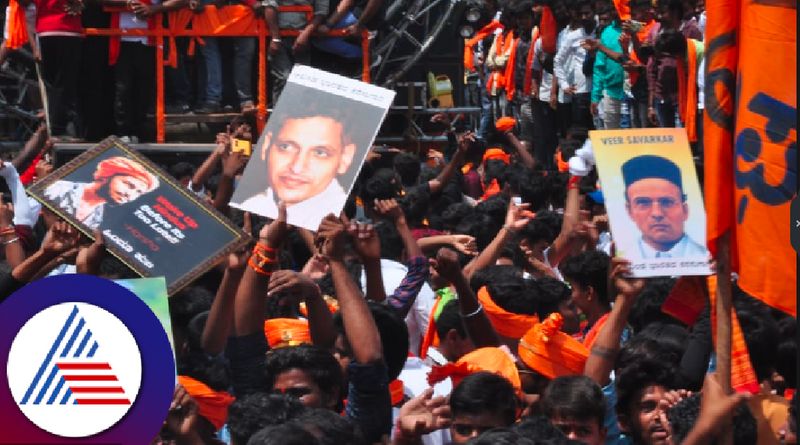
[233,204,287,337]
[318,214,383,365]
[347,219,386,303]
[504,131,536,170]
[190,136,226,193]
[11,124,48,174]
[432,247,500,348]
[201,250,246,356]
[267,269,336,350]
[584,257,643,386]
[212,150,248,213]
[463,199,533,279]
[427,131,469,195]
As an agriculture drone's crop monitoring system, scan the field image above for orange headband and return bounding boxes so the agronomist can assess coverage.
[517,313,589,380]
[264,318,311,349]
[482,148,511,165]
[177,375,235,431]
[477,286,539,339]
[427,346,521,391]
[495,116,517,133]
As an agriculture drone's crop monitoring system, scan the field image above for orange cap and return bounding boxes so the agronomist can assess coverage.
[264,318,311,349]
[482,148,511,165]
[517,313,589,380]
[427,346,521,391]
[177,375,235,431]
[477,286,539,339]
[495,116,517,133]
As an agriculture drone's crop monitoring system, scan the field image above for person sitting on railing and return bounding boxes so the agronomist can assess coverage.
[256,0,329,102]
[311,0,384,63]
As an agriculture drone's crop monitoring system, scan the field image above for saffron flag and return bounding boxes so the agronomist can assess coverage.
[704,0,797,317]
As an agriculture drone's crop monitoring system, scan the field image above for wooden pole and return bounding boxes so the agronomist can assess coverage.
[715,231,734,445]
[155,14,166,143]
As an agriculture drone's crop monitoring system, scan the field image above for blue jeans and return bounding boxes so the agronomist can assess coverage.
[656,99,677,128]
[312,14,362,59]
[233,37,255,104]
[200,36,222,104]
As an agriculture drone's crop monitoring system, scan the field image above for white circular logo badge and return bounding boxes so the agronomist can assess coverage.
[7,302,142,437]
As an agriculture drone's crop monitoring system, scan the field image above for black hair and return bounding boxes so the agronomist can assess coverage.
[627,278,684,332]
[541,376,606,427]
[450,372,519,426]
[333,302,409,381]
[629,322,689,361]
[264,344,344,403]
[177,311,231,391]
[655,28,687,56]
[399,187,431,227]
[247,423,320,445]
[519,174,550,212]
[733,289,780,382]
[615,355,676,419]
[535,277,573,320]
[441,202,476,232]
[483,158,510,188]
[393,152,422,187]
[457,213,503,251]
[475,195,510,227]
[486,276,539,316]
[360,168,400,205]
[168,161,196,181]
[520,217,558,245]
[436,300,468,339]
[514,415,570,444]
[294,408,366,445]
[559,138,583,162]
[546,173,569,209]
[228,393,306,445]
[469,264,524,293]
[169,286,214,331]
[667,393,757,445]
[466,428,537,445]
[374,220,404,261]
[315,259,363,298]
[559,250,611,305]
[776,316,797,389]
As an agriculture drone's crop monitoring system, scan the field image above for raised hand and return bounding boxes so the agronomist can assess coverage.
[41,221,80,256]
[374,198,404,222]
[450,234,477,257]
[396,388,452,439]
[259,202,288,247]
[430,247,463,284]
[76,229,106,274]
[609,257,645,298]
[316,214,347,262]
[347,220,381,261]
[267,269,320,298]
[504,198,534,233]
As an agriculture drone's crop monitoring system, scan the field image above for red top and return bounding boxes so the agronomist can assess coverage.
[34,0,83,34]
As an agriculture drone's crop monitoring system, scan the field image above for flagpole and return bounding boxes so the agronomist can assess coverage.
[715,231,733,445]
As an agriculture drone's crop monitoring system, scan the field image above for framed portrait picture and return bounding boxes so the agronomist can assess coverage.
[29,137,251,294]
[590,128,712,277]
[230,65,396,231]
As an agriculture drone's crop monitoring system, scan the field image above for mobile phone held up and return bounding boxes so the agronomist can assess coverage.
[232,138,252,156]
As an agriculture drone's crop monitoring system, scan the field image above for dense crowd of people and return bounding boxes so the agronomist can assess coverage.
[0,0,797,444]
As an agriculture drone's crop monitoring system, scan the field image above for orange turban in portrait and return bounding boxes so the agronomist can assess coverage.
[94,156,159,192]
[177,375,235,431]
[264,318,312,349]
[477,286,539,339]
[517,313,589,380]
[427,346,521,392]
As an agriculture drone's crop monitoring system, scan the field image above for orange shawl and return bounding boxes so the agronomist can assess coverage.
[523,27,541,96]
[464,20,504,71]
[6,0,28,50]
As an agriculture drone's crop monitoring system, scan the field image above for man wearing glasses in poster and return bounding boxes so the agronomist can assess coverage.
[622,154,706,259]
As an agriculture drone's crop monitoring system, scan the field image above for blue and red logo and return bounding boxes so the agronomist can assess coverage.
[0,274,174,443]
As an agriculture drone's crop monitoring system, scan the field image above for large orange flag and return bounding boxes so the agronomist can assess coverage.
[704,0,797,317]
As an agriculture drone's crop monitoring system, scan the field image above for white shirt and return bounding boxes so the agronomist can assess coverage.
[553,25,594,95]
[232,180,347,231]
[532,39,553,102]
[697,57,705,110]
[359,259,437,356]
[393,356,453,445]
[637,234,708,259]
